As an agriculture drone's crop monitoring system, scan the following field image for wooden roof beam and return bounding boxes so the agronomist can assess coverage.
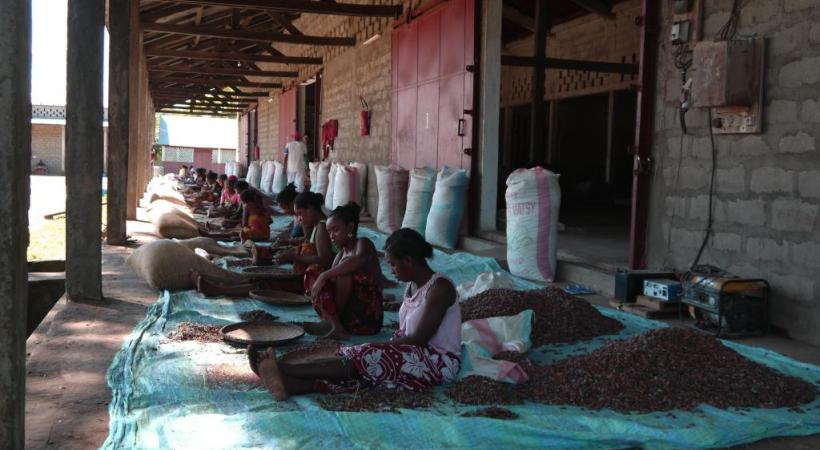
[567,0,614,18]
[142,22,356,46]
[145,48,322,65]
[149,64,298,78]
[154,0,402,18]
[267,12,302,35]
[151,86,272,97]
[502,5,535,33]
[141,4,198,23]
[151,75,282,88]
[158,110,238,117]
[501,56,638,75]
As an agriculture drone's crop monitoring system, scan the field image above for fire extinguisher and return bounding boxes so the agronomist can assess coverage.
[254,145,260,161]
[359,97,370,136]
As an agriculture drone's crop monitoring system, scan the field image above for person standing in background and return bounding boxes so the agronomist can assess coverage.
[284,132,307,192]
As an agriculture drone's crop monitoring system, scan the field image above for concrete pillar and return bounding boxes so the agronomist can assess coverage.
[65,0,105,301]
[126,0,141,220]
[107,0,132,245]
[0,1,31,447]
[477,0,502,231]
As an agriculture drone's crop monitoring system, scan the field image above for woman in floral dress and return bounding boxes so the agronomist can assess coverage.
[251,227,462,399]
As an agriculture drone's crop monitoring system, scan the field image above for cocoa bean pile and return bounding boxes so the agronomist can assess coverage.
[461,407,519,420]
[460,287,624,346]
[318,386,435,413]
[239,310,279,322]
[447,328,819,413]
[166,322,223,343]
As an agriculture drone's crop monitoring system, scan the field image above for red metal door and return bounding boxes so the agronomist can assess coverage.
[278,88,297,154]
[239,113,249,165]
[391,0,474,171]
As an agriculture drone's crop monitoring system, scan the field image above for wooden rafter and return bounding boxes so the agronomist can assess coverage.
[142,22,356,46]
[141,4,197,23]
[145,48,322,64]
[267,12,302,35]
[501,56,638,75]
[151,75,282,88]
[149,64,298,78]
[567,0,613,18]
[150,86,272,97]
[154,0,402,17]
[502,5,535,32]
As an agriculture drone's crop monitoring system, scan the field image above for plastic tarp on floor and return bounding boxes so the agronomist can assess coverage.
[105,228,820,449]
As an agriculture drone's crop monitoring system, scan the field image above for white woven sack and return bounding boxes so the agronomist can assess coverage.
[309,162,320,193]
[128,240,246,290]
[505,167,561,282]
[272,160,287,194]
[332,165,361,210]
[375,165,409,233]
[260,160,276,194]
[401,167,437,236]
[246,161,262,188]
[349,162,368,210]
[315,161,331,198]
[325,163,340,210]
[425,167,469,249]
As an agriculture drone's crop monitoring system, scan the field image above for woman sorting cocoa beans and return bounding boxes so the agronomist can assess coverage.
[250,228,462,400]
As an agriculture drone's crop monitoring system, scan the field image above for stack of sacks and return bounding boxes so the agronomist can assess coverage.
[401,167,437,236]
[309,162,320,193]
[375,165,409,233]
[349,162,368,211]
[128,239,247,290]
[425,166,469,249]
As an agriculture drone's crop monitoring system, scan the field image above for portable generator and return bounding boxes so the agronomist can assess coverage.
[681,265,770,337]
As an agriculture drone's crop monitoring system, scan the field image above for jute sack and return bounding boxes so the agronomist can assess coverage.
[175,237,249,258]
[128,240,247,290]
[375,165,409,233]
[149,203,200,239]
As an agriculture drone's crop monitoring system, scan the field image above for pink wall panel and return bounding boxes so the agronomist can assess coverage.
[278,89,297,152]
[417,11,441,83]
[415,81,440,168]
[396,88,418,170]
[440,0,465,77]
[437,73,464,169]
[396,25,418,89]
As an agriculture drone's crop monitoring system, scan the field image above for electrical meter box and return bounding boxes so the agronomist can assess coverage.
[692,40,755,108]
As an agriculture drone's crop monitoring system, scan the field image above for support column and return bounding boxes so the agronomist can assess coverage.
[529,0,548,155]
[477,0,502,231]
[605,90,615,184]
[107,0,133,244]
[66,0,105,301]
[126,0,141,220]
[0,0,31,447]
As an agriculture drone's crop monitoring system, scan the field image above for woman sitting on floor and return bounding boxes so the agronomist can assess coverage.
[273,183,303,239]
[301,202,384,340]
[239,188,272,242]
[194,191,335,296]
[208,175,240,218]
[251,228,461,400]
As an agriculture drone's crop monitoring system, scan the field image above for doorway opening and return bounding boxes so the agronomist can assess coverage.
[298,76,321,161]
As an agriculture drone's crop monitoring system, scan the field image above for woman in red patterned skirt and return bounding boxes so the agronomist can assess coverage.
[251,228,462,400]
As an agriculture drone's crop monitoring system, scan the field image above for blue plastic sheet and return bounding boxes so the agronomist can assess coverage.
[104,228,820,450]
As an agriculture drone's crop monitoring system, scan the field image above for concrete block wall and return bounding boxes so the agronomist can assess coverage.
[31,124,63,175]
[647,1,820,345]
[254,1,409,214]
[256,98,280,161]
[501,0,641,107]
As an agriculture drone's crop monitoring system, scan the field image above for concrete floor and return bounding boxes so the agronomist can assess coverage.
[24,217,820,449]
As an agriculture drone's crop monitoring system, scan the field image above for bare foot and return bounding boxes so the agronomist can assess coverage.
[257,348,289,400]
[302,321,332,336]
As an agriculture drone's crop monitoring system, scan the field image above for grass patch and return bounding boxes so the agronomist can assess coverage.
[27,196,107,262]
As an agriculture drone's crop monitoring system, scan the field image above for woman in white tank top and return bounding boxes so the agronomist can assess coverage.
[251,228,462,400]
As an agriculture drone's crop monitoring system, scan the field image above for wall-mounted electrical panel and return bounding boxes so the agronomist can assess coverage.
[692,38,765,134]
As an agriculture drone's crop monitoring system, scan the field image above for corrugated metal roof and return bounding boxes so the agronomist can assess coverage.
[156,113,238,149]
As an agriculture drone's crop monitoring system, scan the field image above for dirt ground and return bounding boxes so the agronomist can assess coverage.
[23,218,820,450]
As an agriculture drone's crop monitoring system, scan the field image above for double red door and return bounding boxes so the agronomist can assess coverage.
[391,0,475,171]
